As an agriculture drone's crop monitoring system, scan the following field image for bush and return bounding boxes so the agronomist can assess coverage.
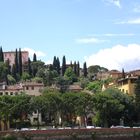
[0,134,17,140]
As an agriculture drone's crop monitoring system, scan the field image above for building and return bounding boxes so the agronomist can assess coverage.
[22,82,44,96]
[4,51,29,66]
[117,76,137,95]
[109,70,122,79]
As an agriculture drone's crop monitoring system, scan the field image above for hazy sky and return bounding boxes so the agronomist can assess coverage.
[0,0,140,71]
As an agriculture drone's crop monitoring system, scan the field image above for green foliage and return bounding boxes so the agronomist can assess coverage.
[88,65,108,74]
[93,88,134,127]
[7,74,16,85]
[83,62,87,77]
[19,48,22,76]
[0,62,8,82]
[91,132,96,140]
[62,56,66,76]
[134,76,140,121]
[31,60,45,77]
[86,81,102,93]
[64,67,77,83]
[79,77,90,89]
[33,53,37,62]
[0,46,4,62]
[32,77,43,83]
[22,72,30,81]
[0,134,17,140]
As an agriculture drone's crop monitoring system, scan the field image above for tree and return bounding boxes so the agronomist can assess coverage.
[5,59,11,75]
[42,92,62,127]
[93,88,134,127]
[0,95,13,130]
[7,74,16,85]
[83,62,87,77]
[77,61,80,77]
[15,49,19,74]
[75,92,94,127]
[64,67,76,83]
[21,72,30,81]
[56,57,60,75]
[10,94,32,129]
[12,64,17,81]
[86,81,102,93]
[134,76,140,121]
[61,92,79,126]
[18,48,22,76]
[28,58,32,76]
[30,96,45,129]
[122,68,125,78]
[73,61,77,75]
[53,56,57,70]
[0,46,4,62]
[62,56,66,76]
[31,60,44,77]
[33,53,37,62]
[0,62,8,82]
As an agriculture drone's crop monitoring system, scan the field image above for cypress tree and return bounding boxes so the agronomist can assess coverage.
[70,61,73,68]
[12,64,17,81]
[77,61,80,77]
[15,48,19,74]
[73,61,77,75]
[28,58,32,76]
[56,57,60,75]
[5,59,11,74]
[33,53,37,62]
[19,48,22,76]
[53,56,57,70]
[62,55,66,76]
[0,46,4,62]
[83,62,88,77]
[122,68,125,78]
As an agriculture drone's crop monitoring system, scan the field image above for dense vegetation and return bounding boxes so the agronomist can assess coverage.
[0,47,140,129]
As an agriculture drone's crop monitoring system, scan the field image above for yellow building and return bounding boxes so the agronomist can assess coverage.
[117,76,137,95]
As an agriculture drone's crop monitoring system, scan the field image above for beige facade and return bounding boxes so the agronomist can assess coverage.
[0,82,44,96]
[22,82,44,96]
[117,77,137,95]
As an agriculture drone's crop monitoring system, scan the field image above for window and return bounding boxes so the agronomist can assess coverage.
[0,92,3,95]
[26,86,29,90]
[10,92,13,95]
[31,86,34,90]
[5,92,8,95]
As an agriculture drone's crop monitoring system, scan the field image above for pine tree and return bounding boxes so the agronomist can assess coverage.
[18,48,22,76]
[83,62,88,77]
[33,53,37,62]
[62,55,66,76]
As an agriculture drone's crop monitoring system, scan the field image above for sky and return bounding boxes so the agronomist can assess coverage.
[0,0,140,71]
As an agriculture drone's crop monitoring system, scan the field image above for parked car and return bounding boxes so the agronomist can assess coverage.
[86,126,95,129]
